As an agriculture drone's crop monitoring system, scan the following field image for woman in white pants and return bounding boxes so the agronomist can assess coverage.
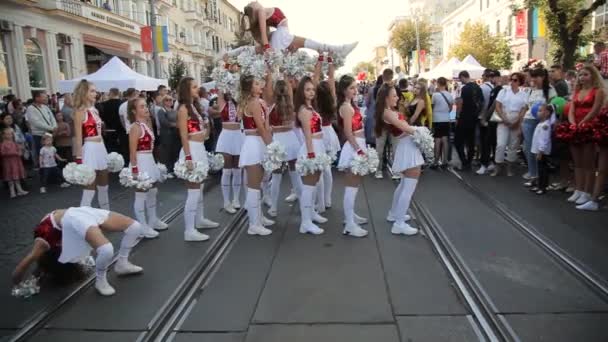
[13,208,144,296]
[491,72,529,177]
[72,80,110,211]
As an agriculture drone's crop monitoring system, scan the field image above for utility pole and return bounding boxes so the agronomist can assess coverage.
[149,0,161,78]
[414,14,421,74]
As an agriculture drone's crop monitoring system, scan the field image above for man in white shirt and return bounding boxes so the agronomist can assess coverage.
[26,91,57,168]
[118,88,139,133]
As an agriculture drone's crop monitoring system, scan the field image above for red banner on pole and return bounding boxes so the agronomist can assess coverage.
[141,26,153,53]
[515,10,527,39]
[420,49,426,64]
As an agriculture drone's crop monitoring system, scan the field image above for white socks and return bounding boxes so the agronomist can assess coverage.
[270,173,282,211]
[389,178,404,215]
[300,184,315,225]
[185,189,201,233]
[118,222,142,260]
[146,187,159,223]
[288,170,302,198]
[97,185,110,210]
[196,184,206,222]
[246,188,260,227]
[221,168,233,206]
[396,178,418,225]
[95,243,114,280]
[232,168,242,202]
[343,186,359,225]
[322,168,333,206]
[316,178,325,212]
[134,192,147,225]
[81,189,95,207]
[262,171,272,200]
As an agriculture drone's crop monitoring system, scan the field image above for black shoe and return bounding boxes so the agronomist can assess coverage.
[430,163,438,170]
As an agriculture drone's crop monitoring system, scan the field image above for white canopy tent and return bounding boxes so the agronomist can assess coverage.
[461,55,482,67]
[419,57,461,79]
[58,57,168,93]
[419,55,487,80]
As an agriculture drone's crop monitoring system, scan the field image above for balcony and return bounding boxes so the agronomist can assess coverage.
[155,0,173,14]
[184,10,205,27]
[42,0,141,36]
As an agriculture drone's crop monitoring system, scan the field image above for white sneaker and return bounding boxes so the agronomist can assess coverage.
[476,166,487,175]
[391,222,418,236]
[247,225,272,236]
[232,199,241,209]
[575,193,591,205]
[336,41,358,57]
[196,218,220,229]
[343,223,368,237]
[151,219,169,231]
[354,213,368,225]
[267,208,278,217]
[522,173,532,180]
[224,204,237,214]
[284,193,298,203]
[312,211,328,224]
[60,182,71,188]
[487,164,496,171]
[325,200,332,208]
[142,226,160,239]
[184,230,210,241]
[95,278,116,296]
[387,213,410,222]
[40,187,47,194]
[576,201,599,211]
[260,215,275,226]
[375,171,384,179]
[299,222,324,235]
[567,191,581,203]
[114,259,143,276]
[392,174,401,180]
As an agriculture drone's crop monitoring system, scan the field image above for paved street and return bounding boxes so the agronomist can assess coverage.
[1,169,607,342]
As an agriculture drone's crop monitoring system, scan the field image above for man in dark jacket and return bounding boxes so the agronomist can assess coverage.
[455,71,482,170]
[98,88,127,160]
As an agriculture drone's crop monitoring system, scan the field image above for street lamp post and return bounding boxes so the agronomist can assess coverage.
[149,0,161,78]
[414,14,421,74]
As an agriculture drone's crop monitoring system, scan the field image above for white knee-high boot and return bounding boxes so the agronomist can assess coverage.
[391,178,419,235]
[146,187,167,230]
[196,183,219,228]
[269,172,282,215]
[221,168,233,207]
[94,243,115,296]
[343,186,367,237]
[96,185,109,210]
[246,188,272,236]
[114,221,144,275]
[232,168,242,208]
[322,167,333,207]
[299,184,323,234]
[184,189,209,241]
[81,189,95,207]
[135,191,159,239]
[303,39,358,56]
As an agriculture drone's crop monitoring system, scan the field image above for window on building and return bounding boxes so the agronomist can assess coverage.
[130,1,137,21]
[0,34,12,96]
[229,17,233,32]
[56,39,69,81]
[25,39,46,89]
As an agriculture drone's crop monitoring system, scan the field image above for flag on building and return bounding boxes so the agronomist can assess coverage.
[515,10,527,39]
[532,8,546,38]
[141,26,169,53]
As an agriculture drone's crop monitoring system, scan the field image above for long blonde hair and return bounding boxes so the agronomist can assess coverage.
[576,65,605,92]
[72,79,94,110]
[241,4,268,45]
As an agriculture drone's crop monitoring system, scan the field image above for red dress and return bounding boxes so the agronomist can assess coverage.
[573,88,598,124]
[0,141,25,181]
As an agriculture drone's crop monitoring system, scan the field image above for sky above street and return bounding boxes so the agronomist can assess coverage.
[229,0,408,73]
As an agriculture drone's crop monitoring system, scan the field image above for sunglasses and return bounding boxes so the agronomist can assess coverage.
[164,99,173,102]
[510,78,519,82]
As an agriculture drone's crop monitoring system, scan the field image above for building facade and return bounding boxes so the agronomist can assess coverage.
[0,0,241,99]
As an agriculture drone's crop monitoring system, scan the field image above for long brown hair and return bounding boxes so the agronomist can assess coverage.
[316,81,335,123]
[127,98,144,124]
[374,84,393,137]
[73,79,94,110]
[273,80,294,122]
[294,76,314,127]
[177,77,203,120]
[241,4,267,46]
[238,74,256,120]
[337,75,356,110]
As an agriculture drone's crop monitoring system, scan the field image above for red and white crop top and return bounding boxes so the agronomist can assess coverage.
[309,109,322,134]
[82,108,103,138]
[268,105,293,127]
[243,102,266,130]
[386,112,407,137]
[339,105,364,132]
[220,101,239,123]
[135,122,154,151]
[34,213,62,252]
[186,105,205,135]
[266,7,286,28]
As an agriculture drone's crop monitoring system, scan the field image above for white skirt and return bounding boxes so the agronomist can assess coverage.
[322,125,341,154]
[294,127,304,145]
[273,130,300,161]
[270,25,294,51]
[82,141,108,171]
[179,140,208,165]
[239,135,266,167]
[338,137,367,170]
[216,129,244,156]
[132,152,160,182]
[298,138,326,157]
[59,206,110,263]
[392,136,424,173]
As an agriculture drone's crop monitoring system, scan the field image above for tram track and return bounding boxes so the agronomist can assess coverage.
[7,179,220,342]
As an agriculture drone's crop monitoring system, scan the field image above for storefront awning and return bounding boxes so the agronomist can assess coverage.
[96,47,144,61]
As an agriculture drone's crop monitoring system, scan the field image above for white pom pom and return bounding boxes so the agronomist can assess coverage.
[106,152,125,173]
[174,160,209,183]
[412,127,435,163]
[263,141,288,172]
[295,152,331,176]
[118,168,154,191]
[345,147,380,176]
[11,275,40,298]
[63,162,96,186]
[156,163,168,182]
[207,153,225,171]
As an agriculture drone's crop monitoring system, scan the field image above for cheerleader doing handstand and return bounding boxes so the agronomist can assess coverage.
[12,207,144,296]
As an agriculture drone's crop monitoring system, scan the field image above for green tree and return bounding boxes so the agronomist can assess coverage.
[389,19,433,74]
[352,61,376,81]
[168,55,188,90]
[518,0,607,69]
[450,22,513,70]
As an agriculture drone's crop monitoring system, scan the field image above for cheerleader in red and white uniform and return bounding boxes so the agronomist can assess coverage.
[177,77,219,242]
[13,208,144,296]
[294,76,330,235]
[226,1,357,56]
[72,80,110,210]
[127,98,168,239]
[375,84,423,235]
[238,74,275,235]
[336,75,369,238]
[265,74,302,217]
[215,90,244,214]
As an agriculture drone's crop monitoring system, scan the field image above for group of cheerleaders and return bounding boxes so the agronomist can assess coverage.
[11,1,423,296]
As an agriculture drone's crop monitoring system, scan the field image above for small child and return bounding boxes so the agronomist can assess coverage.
[0,127,28,198]
[39,133,70,193]
[530,104,555,195]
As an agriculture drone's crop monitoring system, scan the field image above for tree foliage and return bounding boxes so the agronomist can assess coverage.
[168,55,188,90]
[352,62,376,81]
[389,19,433,74]
[450,22,513,69]
[518,0,607,69]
